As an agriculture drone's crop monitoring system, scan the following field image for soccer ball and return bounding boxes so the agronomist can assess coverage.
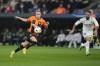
[34,26,42,33]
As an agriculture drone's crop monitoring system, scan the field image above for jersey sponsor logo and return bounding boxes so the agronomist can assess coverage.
[83,20,94,27]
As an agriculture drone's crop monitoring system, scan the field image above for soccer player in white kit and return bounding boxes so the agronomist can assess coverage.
[69,10,99,56]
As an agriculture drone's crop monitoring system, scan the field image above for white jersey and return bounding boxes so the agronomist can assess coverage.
[75,17,99,32]
[75,17,99,38]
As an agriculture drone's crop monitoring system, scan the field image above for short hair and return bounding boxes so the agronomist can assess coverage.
[86,10,92,14]
[35,9,41,13]
[89,9,94,14]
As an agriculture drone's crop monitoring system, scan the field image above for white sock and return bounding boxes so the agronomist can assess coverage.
[85,41,90,54]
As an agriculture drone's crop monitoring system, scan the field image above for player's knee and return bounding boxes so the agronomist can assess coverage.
[21,42,29,47]
[30,37,37,43]
[86,36,91,41]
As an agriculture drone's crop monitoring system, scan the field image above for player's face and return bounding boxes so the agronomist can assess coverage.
[86,12,91,17]
[85,12,91,20]
[35,12,41,19]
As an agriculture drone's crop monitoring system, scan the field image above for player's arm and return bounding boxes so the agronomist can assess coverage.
[43,19,49,29]
[69,19,82,34]
[15,16,28,22]
[69,24,77,34]
[93,18,99,36]
[45,21,49,29]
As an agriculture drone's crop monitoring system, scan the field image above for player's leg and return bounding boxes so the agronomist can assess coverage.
[85,36,91,56]
[22,36,37,54]
[80,32,91,56]
[79,33,86,51]
[26,36,37,49]
[22,32,31,54]
[10,41,29,58]
[84,31,93,56]
[81,36,86,46]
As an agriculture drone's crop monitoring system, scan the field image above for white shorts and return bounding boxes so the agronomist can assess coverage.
[82,31,93,38]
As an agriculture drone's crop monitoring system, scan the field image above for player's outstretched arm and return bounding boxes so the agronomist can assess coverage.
[69,18,82,34]
[15,16,28,22]
[69,24,77,34]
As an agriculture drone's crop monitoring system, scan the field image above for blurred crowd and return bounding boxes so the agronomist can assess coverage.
[0,0,100,48]
[0,28,82,48]
[0,28,100,48]
[0,0,100,14]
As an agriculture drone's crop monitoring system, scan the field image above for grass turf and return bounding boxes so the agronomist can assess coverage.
[0,46,100,66]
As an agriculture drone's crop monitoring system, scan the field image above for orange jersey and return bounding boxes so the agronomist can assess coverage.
[27,16,47,35]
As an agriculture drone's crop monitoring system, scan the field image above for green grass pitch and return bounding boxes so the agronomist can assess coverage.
[0,46,100,66]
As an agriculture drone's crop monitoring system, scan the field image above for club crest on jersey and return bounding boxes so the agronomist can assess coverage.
[38,22,41,27]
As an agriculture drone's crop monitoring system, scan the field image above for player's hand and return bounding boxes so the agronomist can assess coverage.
[47,21,49,26]
[94,30,98,37]
[15,16,20,19]
[69,30,74,34]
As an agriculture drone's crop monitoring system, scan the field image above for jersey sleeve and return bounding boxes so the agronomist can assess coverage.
[27,16,34,22]
[93,18,99,26]
[42,19,47,26]
[75,18,83,26]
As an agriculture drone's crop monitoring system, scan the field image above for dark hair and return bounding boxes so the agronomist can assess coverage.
[35,9,41,13]
[86,10,92,14]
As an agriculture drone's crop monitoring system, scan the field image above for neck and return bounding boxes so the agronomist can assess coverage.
[35,17,41,20]
[37,18,41,20]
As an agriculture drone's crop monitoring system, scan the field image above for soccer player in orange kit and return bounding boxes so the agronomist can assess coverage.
[10,9,49,58]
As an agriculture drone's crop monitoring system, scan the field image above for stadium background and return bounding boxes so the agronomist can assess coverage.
[0,0,100,66]
[0,0,100,46]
